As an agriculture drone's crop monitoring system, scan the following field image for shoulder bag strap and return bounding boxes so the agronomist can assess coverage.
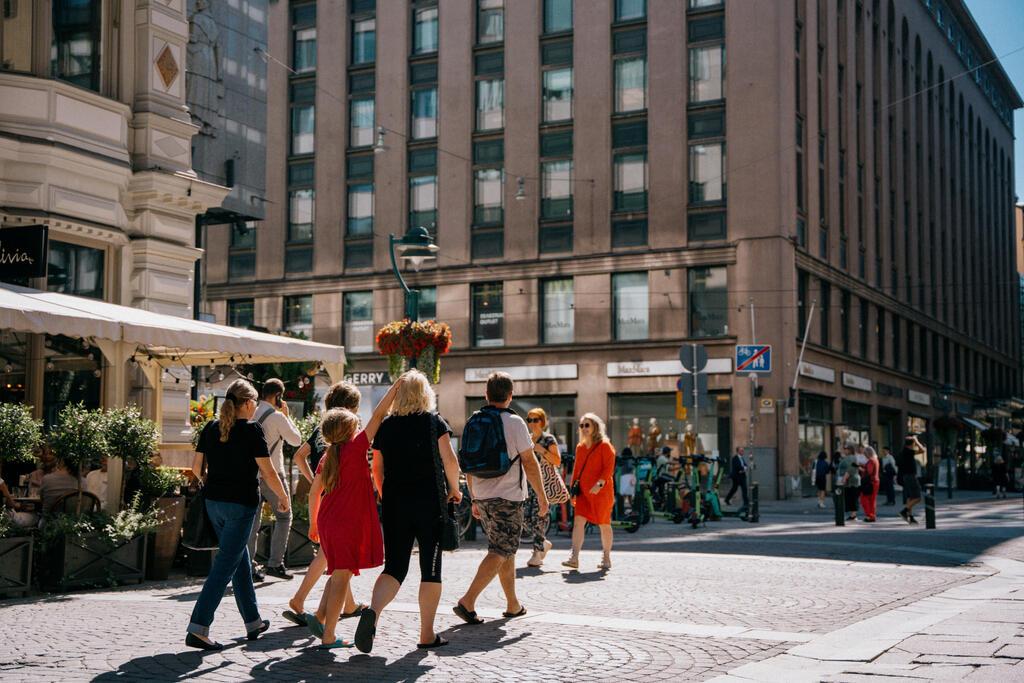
[573,442,600,484]
[429,413,448,519]
[255,406,283,465]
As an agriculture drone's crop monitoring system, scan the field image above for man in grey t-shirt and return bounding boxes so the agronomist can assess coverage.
[454,372,548,625]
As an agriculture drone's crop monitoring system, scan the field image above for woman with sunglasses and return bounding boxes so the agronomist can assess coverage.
[563,413,615,570]
[524,408,561,567]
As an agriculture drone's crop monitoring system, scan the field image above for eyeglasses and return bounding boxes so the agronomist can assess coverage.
[526,417,542,423]
[579,423,593,429]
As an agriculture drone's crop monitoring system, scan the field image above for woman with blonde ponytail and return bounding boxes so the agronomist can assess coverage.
[185,379,291,651]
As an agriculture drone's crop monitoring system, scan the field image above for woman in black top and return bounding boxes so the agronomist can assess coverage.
[358,370,462,652]
[185,379,291,651]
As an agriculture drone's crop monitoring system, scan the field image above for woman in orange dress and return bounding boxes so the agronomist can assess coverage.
[563,412,616,570]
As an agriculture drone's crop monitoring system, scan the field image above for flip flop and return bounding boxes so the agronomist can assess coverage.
[502,606,527,619]
[416,635,448,649]
[282,610,307,627]
[452,602,484,625]
[305,613,325,639]
[340,604,367,619]
[318,639,354,649]
[354,608,377,653]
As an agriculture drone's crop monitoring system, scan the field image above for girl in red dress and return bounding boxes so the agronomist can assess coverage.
[307,376,403,648]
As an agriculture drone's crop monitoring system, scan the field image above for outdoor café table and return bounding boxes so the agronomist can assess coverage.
[12,498,41,513]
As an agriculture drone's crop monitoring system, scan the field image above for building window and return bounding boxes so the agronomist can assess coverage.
[613,152,648,211]
[352,18,375,64]
[614,57,647,113]
[541,160,573,218]
[344,292,374,353]
[797,270,808,338]
[293,27,316,73]
[411,87,438,139]
[615,0,647,21]
[291,104,315,155]
[228,253,255,281]
[688,142,725,203]
[419,286,437,320]
[689,266,727,337]
[474,169,503,225]
[347,183,373,237]
[689,45,725,103]
[51,0,101,92]
[689,0,723,8]
[227,300,254,329]
[840,290,850,353]
[476,78,504,130]
[409,175,438,231]
[477,0,503,44]
[613,272,648,340]
[471,283,504,347]
[349,98,374,147]
[47,241,104,300]
[542,68,573,122]
[860,297,869,360]
[0,1,33,73]
[541,278,574,344]
[413,6,438,55]
[543,0,572,33]
[819,281,830,347]
[283,295,313,339]
[288,189,314,243]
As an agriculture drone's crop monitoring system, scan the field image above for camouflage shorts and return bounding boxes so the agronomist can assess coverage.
[475,498,524,559]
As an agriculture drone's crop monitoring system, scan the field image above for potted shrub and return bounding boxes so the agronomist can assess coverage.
[35,494,159,592]
[0,509,34,598]
[0,402,43,466]
[139,465,187,580]
[48,403,108,514]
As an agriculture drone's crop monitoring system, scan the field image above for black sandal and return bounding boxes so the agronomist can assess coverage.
[453,602,484,625]
[502,606,527,618]
[354,608,377,653]
[341,604,367,619]
[417,635,448,649]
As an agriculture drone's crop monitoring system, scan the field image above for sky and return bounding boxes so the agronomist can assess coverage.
[963,0,1024,202]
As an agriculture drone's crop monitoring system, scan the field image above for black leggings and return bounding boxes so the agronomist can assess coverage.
[381,503,442,584]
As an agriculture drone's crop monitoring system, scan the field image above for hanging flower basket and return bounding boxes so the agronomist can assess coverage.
[376,319,452,383]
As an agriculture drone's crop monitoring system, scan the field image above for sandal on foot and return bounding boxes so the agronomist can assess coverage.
[341,604,367,619]
[354,608,377,653]
[452,602,484,625]
[318,639,354,649]
[282,610,307,627]
[417,635,448,649]
[502,606,527,618]
[305,613,325,639]
[246,619,270,641]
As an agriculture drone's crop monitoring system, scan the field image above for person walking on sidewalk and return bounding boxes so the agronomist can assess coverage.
[454,372,548,625]
[563,413,615,570]
[356,370,462,652]
[813,451,830,509]
[880,446,897,506]
[185,379,290,650]
[859,446,880,522]
[724,447,749,508]
[897,435,924,524]
[992,455,1008,499]
[524,408,561,568]
[837,446,861,521]
[283,380,365,630]
[247,379,303,581]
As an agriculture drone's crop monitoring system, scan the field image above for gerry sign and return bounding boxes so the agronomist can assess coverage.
[0,225,48,280]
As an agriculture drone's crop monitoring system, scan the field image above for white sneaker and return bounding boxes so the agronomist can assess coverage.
[526,550,543,567]
[817,501,826,509]
[541,539,552,559]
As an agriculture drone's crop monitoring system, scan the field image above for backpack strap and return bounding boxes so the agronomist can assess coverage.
[255,405,283,462]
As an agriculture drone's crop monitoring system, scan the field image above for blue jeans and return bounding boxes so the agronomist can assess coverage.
[187,499,262,637]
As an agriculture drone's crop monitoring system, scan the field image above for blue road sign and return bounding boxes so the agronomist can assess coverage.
[736,345,771,373]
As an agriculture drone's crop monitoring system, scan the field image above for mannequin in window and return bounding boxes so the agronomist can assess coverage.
[646,418,661,456]
[627,418,644,451]
[682,424,697,456]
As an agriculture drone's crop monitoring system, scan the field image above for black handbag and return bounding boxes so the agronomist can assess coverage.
[181,453,219,551]
[429,413,460,551]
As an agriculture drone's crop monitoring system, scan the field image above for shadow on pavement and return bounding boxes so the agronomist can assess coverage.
[253,644,433,681]
[91,651,234,681]
[561,568,608,583]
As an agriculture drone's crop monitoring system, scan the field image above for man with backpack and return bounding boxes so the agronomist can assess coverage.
[453,372,549,625]
[248,378,304,580]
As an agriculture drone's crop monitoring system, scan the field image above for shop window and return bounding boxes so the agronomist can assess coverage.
[347,183,373,237]
[612,272,648,340]
[608,392,732,460]
[42,335,101,426]
[689,44,725,103]
[541,278,574,344]
[543,0,572,33]
[52,0,101,92]
[541,160,572,218]
[349,98,375,148]
[283,295,313,339]
[227,300,254,328]
[411,87,438,139]
[688,142,725,203]
[476,78,504,130]
[344,291,374,353]
[477,0,503,44]
[471,282,503,347]
[47,241,104,300]
[352,17,375,65]
[413,6,438,55]
[689,266,727,337]
[543,68,573,122]
[614,56,647,112]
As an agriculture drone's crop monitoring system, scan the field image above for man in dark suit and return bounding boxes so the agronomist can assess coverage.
[724,446,749,507]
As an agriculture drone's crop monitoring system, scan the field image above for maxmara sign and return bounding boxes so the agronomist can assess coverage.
[607,358,732,377]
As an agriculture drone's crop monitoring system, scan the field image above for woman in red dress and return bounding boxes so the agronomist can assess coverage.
[563,412,616,570]
[306,376,403,648]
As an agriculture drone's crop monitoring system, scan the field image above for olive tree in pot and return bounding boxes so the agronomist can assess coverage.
[49,403,108,514]
[0,403,42,598]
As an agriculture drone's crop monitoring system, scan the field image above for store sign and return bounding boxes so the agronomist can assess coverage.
[908,390,931,406]
[799,362,835,383]
[607,358,732,378]
[0,225,48,279]
[842,372,872,392]
[465,364,577,382]
[344,371,389,385]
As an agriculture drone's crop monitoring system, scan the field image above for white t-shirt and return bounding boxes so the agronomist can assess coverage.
[254,401,304,472]
[85,469,108,510]
[468,410,534,502]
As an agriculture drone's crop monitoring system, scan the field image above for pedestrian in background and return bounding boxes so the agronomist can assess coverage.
[880,446,897,506]
[992,455,1008,499]
[563,413,615,570]
[837,446,861,521]
[185,379,289,650]
[813,451,830,509]
[524,408,560,568]
[724,446,749,508]
[859,446,880,522]
[897,435,925,524]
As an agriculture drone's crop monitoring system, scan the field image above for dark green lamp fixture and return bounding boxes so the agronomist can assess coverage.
[389,227,439,321]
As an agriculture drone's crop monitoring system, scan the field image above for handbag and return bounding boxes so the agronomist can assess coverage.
[569,443,599,500]
[429,413,460,551]
[536,435,569,504]
[181,453,219,551]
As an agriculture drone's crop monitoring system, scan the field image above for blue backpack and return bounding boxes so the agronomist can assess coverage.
[458,405,518,479]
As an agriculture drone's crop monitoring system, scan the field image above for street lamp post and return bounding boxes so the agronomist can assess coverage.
[388,227,439,321]
[939,384,954,499]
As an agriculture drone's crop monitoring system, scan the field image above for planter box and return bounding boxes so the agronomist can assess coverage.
[39,533,147,592]
[0,536,33,598]
[147,496,185,580]
[252,521,272,565]
[186,548,217,576]
[286,519,315,568]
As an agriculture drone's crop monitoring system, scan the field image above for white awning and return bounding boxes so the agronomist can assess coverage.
[0,283,345,378]
[1005,434,1020,447]
[962,417,990,432]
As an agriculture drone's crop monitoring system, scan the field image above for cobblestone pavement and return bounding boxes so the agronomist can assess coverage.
[1,496,1022,681]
